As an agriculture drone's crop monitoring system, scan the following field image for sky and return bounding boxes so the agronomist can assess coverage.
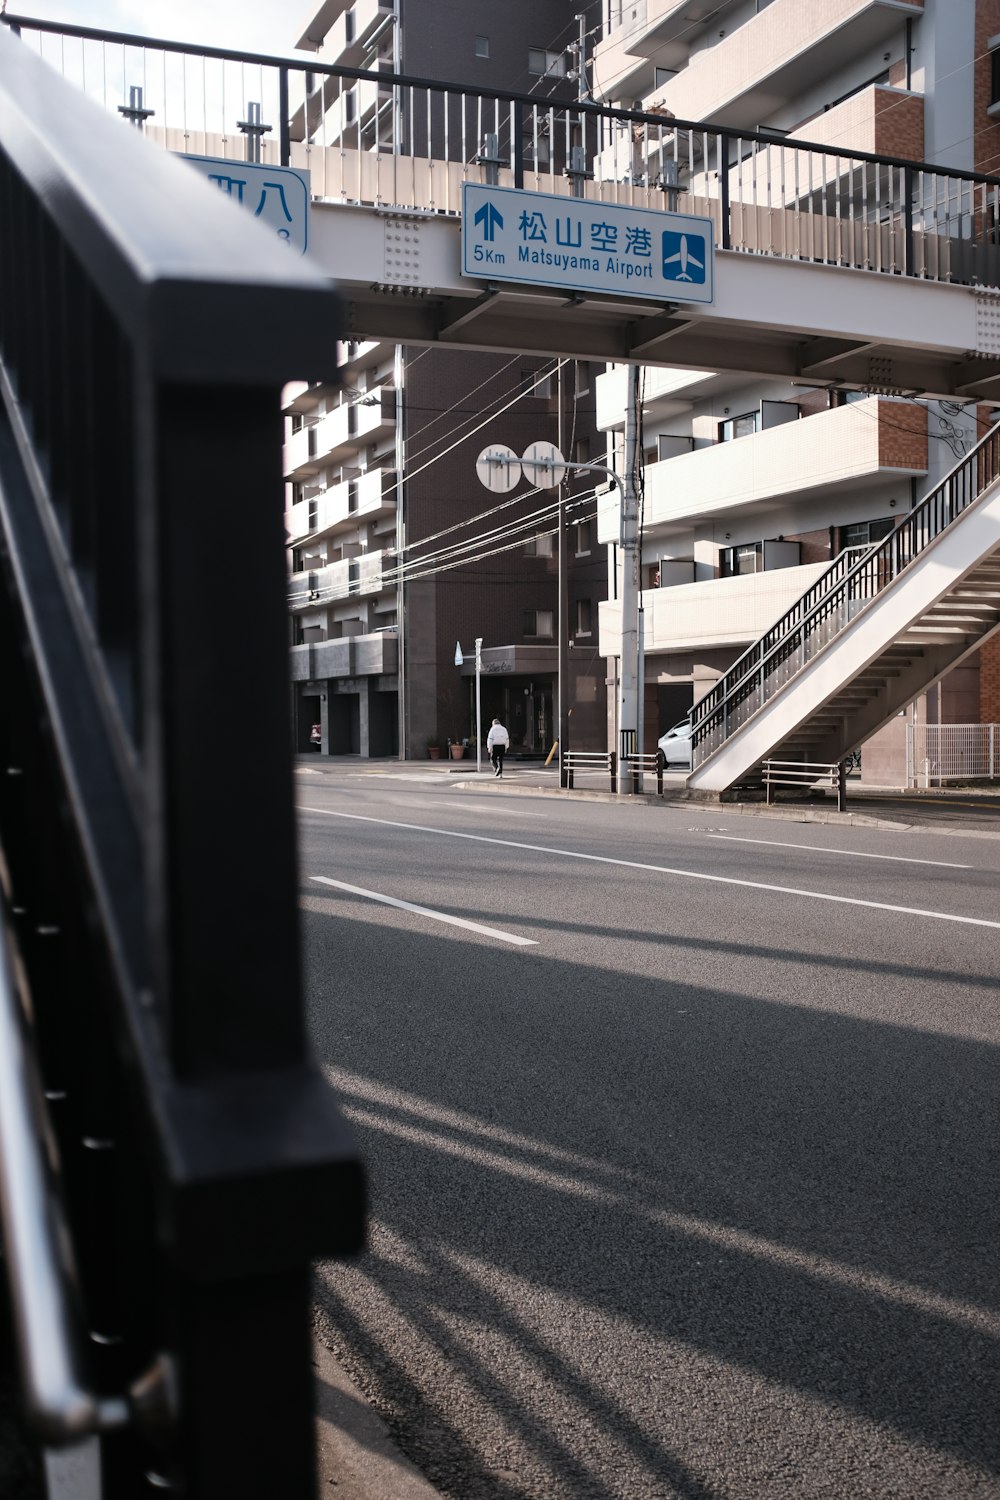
[6,1,305,55]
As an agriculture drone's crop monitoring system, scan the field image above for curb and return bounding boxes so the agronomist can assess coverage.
[451,779,910,829]
[314,1334,442,1499]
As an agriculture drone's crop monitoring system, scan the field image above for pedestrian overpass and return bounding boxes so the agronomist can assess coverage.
[3,17,1000,1496]
[9,11,1000,399]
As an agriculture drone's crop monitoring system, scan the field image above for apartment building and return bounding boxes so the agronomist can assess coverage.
[592,0,1000,777]
[285,0,607,759]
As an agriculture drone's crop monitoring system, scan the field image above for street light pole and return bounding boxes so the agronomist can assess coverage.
[475,636,483,774]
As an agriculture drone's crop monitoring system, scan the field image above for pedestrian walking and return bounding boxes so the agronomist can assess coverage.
[486,717,509,778]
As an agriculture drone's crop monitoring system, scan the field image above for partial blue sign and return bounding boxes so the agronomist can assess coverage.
[462,183,714,304]
[179,155,310,255]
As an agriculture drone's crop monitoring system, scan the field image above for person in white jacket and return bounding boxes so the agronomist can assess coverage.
[486,717,509,778]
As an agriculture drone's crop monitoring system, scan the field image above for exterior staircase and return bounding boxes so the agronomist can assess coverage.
[688,426,1000,791]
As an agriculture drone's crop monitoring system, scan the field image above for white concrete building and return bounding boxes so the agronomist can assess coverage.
[592,0,1000,776]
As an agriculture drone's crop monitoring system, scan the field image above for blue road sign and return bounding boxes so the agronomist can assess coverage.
[462,183,713,304]
[179,155,311,255]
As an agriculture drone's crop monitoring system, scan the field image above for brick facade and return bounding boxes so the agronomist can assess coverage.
[976,0,1000,175]
[981,635,1000,720]
[873,88,924,161]
[877,398,928,470]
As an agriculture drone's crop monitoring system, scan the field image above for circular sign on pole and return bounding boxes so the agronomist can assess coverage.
[476,444,521,493]
[521,441,566,489]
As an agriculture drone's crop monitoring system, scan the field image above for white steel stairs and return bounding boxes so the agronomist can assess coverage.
[688,428,1000,792]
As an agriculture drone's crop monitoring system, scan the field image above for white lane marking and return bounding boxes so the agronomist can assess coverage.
[309,876,537,947]
[445,800,549,819]
[703,834,972,870]
[301,807,1000,931]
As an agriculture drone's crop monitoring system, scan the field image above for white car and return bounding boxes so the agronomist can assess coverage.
[657,718,693,770]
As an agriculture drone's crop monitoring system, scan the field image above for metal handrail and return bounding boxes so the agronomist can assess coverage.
[4,12,999,187]
[0,902,129,1443]
[692,423,1000,762]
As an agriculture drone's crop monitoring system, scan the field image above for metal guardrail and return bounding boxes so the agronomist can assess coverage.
[563,750,617,792]
[762,759,849,812]
[0,24,363,1495]
[562,750,668,794]
[5,13,1000,287]
[692,422,1000,766]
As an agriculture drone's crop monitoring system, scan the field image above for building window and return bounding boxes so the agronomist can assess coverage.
[475,35,490,58]
[528,48,567,77]
[992,43,1000,110]
[575,518,592,555]
[292,547,305,573]
[657,433,695,461]
[524,533,554,558]
[719,410,760,443]
[653,67,678,89]
[307,498,319,530]
[840,516,897,552]
[521,368,553,399]
[573,437,590,465]
[575,598,592,636]
[575,362,591,396]
[523,609,554,637]
[720,542,762,577]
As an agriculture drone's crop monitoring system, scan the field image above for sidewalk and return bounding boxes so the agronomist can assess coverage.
[297,755,1000,835]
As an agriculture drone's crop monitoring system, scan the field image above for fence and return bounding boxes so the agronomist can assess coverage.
[763,760,849,811]
[563,750,617,792]
[5,13,1000,288]
[906,724,1000,785]
[0,25,363,1497]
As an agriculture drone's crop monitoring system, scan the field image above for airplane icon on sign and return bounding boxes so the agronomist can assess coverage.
[662,232,705,281]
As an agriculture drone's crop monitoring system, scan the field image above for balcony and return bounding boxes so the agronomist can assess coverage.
[282,380,329,416]
[599,559,832,657]
[598,398,927,541]
[596,365,713,432]
[289,629,398,682]
[288,548,393,609]
[788,85,924,161]
[284,389,396,480]
[290,59,394,151]
[646,0,924,130]
[295,0,393,65]
[288,468,396,544]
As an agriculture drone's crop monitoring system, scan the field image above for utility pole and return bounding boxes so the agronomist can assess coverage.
[558,15,589,789]
[617,363,641,793]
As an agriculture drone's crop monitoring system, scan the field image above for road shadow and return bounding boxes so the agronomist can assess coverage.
[304,899,1000,1499]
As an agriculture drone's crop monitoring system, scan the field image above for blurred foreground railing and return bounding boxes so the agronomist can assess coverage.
[0,24,363,1497]
[5,13,1000,286]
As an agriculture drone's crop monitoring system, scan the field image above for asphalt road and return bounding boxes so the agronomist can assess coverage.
[300,765,1000,1500]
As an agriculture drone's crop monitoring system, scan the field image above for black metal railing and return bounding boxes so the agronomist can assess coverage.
[692,423,1000,765]
[5,13,1000,286]
[0,24,363,1497]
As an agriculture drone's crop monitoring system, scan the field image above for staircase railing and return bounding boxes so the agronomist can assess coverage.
[691,421,1000,766]
[0,26,363,1496]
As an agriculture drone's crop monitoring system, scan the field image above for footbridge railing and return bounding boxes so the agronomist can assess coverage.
[0,25,363,1497]
[5,13,1000,288]
[691,423,1000,767]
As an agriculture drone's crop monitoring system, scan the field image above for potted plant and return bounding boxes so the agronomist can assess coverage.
[448,737,465,761]
[427,738,443,760]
